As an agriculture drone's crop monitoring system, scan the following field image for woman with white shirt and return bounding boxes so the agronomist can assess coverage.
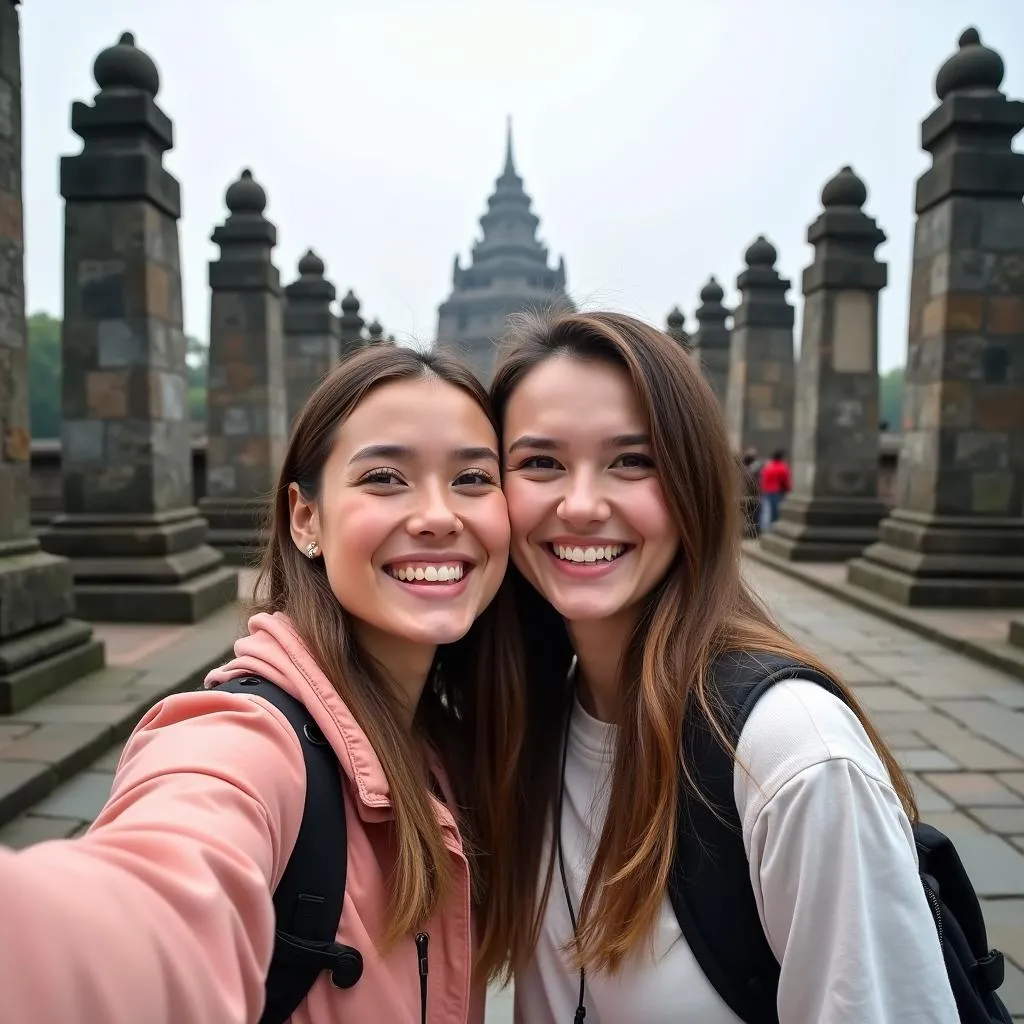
[481,310,959,1024]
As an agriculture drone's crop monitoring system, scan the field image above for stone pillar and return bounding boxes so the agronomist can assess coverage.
[198,169,288,565]
[848,29,1024,606]
[725,236,795,458]
[762,167,888,561]
[665,306,690,349]
[691,277,730,406]
[338,289,365,357]
[283,249,338,426]
[42,33,236,624]
[0,0,104,711]
[367,318,385,345]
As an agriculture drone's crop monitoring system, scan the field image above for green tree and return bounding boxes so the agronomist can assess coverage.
[187,334,208,425]
[880,366,904,430]
[27,312,61,439]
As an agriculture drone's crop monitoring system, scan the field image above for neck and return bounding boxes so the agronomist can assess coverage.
[567,612,637,723]
[353,623,435,731]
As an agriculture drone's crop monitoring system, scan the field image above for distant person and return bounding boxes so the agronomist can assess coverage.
[759,448,791,533]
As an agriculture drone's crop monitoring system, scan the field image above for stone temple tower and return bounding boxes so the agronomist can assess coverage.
[435,119,572,382]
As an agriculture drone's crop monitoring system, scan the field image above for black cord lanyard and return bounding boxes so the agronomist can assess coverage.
[556,691,588,1023]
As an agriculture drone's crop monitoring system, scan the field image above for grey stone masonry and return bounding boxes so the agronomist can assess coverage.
[725,236,796,458]
[366,318,385,345]
[691,277,730,406]
[762,166,888,562]
[39,32,236,624]
[849,28,1024,607]
[198,169,288,566]
[283,249,338,426]
[665,306,690,350]
[338,289,365,357]
[0,0,104,711]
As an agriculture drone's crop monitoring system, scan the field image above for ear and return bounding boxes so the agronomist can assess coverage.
[288,483,320,555]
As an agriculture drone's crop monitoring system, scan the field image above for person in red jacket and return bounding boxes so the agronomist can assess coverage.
[759,448,792,532]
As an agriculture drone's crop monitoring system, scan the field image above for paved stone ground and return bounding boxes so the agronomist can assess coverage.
[2,558,1023,1020]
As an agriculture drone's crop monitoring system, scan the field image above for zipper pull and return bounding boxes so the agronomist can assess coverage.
[415,932,429,977]
[415,932,430,1024]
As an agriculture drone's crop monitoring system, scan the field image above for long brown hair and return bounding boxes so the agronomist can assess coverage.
[481,310,917,977]
[252,345,524,948]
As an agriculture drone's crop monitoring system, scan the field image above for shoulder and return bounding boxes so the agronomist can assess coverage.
[732,679,891,823]
[123,685,306,774]
[112,687,307,874]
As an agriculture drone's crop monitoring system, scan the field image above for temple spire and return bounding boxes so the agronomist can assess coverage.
[435,123,573,383]
[503,115,516,176]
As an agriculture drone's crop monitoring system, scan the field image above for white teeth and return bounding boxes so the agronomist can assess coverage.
[553,544,625,563]
[387,564,465,583]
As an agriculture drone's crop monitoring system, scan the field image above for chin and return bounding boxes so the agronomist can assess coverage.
[544,591,630,623]
[400,614,477,647]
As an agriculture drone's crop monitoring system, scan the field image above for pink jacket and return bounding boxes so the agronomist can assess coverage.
[0,612,486,1024]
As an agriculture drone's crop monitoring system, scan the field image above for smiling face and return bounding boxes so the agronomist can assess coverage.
[502,354,679,628]
[290,376,510,664]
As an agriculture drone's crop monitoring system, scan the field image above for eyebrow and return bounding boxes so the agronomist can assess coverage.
[506,433,651,453]
[348,444,499,464]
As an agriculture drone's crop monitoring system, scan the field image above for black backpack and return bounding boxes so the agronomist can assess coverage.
[218,676,362,1024]
[668,651,1012,1024]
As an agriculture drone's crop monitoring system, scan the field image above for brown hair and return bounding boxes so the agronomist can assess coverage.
[481,310,917,978]
[252,345,523,949]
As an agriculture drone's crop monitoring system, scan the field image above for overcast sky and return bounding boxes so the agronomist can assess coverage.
[20,0,1024,373]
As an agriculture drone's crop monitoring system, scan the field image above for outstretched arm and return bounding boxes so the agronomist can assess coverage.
[0,688,305,1024]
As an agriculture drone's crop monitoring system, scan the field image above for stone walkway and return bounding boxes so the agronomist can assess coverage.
[2,559,1023,1020]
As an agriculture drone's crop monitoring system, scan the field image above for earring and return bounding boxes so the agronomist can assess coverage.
[305,541,320,559]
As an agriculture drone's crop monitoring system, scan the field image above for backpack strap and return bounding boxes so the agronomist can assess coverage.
[668,652,841,1024]
[218,676,363,1024]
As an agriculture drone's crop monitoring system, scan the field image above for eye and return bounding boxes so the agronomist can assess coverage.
[515,455,562,471]
[613,452,654,470]
[455,468,497,487]
[359,467,405,486]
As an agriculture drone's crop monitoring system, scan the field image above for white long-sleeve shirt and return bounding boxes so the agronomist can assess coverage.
[513,680,959,1024]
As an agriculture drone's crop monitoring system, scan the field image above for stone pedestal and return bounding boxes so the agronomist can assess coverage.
[338,289,365,357]
[198,169,288,566]
[283,249,338,425]
[691,277,730,406]
[42,33,237,623]
[763,167,888,561]
[0,0,104,712]
[848,29,1024,606]
[725,236,795,459]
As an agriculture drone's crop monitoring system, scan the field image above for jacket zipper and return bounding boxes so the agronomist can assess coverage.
[416,931,430,1024]
[921,877,944,946]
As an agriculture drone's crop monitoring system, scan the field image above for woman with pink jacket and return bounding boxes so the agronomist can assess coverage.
[0,345,518,1024]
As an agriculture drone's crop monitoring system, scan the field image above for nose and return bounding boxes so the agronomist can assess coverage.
[406,480,463,537]
[558,469,610,526]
